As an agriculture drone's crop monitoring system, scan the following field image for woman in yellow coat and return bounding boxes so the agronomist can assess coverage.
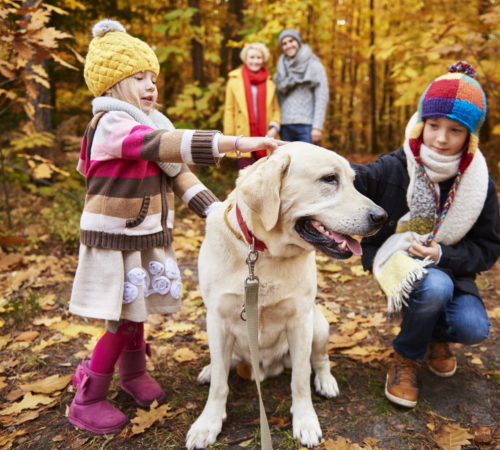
[224,42,281,169]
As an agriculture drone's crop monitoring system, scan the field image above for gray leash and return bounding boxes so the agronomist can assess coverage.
[241,240,273,450]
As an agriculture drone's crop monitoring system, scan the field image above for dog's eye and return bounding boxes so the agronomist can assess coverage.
[320,174,339,185]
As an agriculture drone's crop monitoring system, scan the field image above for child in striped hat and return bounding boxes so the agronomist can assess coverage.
[352,61,499,408]
[68,19,282,435]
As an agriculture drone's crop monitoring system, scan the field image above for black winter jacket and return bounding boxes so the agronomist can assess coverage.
[352,147,500,297]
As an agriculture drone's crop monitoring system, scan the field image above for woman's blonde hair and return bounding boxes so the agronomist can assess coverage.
[239,42,270,64]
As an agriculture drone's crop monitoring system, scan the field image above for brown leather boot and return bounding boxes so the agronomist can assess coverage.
[427,342,457,377]
[385,351,418,407]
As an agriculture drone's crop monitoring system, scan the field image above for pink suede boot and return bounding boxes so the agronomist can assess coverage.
[119,344,166,407]
[68,360,128,434]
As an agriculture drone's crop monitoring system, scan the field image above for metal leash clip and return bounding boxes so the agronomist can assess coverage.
[246,237,259,282]
[241,237,259,321]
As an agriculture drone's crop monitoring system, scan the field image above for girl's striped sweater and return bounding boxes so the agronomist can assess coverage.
[77,110,220,251]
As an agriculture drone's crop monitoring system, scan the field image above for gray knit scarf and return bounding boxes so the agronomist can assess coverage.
[274,44,323,94]
[92,97,182,177]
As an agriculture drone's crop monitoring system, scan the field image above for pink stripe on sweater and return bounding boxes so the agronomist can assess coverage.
[86,158,161,178]
[90,116,153,161]
[80,137,87,159]
[122,125,152,159]
[77,137,88,175]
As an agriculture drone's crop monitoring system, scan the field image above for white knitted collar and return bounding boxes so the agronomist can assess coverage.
[402,113,489,245]
[92,97,175,131]
[92,97,181,177]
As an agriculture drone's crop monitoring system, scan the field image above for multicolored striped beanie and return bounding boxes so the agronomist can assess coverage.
[407,61,487,173]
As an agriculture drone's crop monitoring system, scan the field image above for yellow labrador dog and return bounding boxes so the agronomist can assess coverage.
[186,143,386,449]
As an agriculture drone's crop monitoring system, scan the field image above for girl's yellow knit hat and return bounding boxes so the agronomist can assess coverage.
[84,19,160,97]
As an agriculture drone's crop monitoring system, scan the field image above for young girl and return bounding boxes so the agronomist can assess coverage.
[68,19,281,434]
[352,62,500,408]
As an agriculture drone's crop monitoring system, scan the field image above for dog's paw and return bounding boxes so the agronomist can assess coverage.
[293,412,322,448]
[197,364,211,384]
[186,414,222,449]
[314,372,339,398]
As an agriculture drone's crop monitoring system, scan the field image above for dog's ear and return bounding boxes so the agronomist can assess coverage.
[237,152,291,231]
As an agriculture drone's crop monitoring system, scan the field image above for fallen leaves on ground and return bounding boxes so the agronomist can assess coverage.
[473,426,492,444]
[0,212,498,449]
[236,361,252,380]
[0,391,56,415]
[172,347,198,363]
[32,315,62,327]
[432,423,473,450]
[0,335,11,350]
[14,330,40,342]
[323,436,364,449]
[0,429,27,449]
[19,373,72,394]
[0,409,41,427]
[129,400,172,435]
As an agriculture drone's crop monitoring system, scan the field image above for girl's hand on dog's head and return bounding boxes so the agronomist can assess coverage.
[238,136,285,153]
[218,135,285,155]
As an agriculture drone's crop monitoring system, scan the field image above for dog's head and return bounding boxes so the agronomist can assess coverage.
[234,142,386,259]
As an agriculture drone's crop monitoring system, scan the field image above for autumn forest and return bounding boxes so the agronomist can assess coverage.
[0,0,499,449]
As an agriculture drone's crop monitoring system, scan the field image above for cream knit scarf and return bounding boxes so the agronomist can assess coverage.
[373,114,489,313]
[92,97,181,177]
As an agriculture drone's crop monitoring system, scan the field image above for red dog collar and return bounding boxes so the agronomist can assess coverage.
[235,205,267,251]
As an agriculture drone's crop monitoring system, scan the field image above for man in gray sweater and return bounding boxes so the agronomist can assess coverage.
[274,29,329,144]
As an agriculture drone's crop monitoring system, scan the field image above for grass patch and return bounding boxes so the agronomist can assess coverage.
[2,291,41,322]
[272,429,299,449]
[20,352,47,371]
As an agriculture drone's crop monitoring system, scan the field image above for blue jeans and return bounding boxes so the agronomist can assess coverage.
[393,268,490,360]
[280,124,312,143]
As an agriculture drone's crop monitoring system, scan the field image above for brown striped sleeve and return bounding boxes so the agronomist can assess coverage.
[191,130,220,166]
[188,190,219,217]
[141,129,185,162]
[172,165,219,217]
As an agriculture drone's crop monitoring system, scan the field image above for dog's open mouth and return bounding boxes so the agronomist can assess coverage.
[295,218,362,259]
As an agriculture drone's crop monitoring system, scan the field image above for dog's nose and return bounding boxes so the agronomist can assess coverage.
[369,207,387,226]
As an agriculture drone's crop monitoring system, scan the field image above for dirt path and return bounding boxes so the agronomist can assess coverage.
[0,216,498,449]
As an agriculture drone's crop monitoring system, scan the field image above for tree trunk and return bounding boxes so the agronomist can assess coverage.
[188,0,206,87]
[220,0,246,76]
[327,0,338,147]
[368,0,377,154]
[346,1,360,152]
[230,0,245,70]
[23,0,52,132]
[28,60,52,132]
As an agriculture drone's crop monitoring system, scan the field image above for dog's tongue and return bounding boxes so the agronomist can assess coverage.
[331,231,362,255]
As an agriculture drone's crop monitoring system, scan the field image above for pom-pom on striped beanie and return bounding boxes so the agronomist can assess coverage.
[407,61,487,173]
[84,19,160,97]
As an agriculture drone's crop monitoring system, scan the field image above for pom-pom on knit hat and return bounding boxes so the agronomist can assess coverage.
[84,19,160,97]
[407,61,487,172]
[278,29,302,46]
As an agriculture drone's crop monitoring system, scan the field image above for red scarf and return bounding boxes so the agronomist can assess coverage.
[242,65,268,159]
